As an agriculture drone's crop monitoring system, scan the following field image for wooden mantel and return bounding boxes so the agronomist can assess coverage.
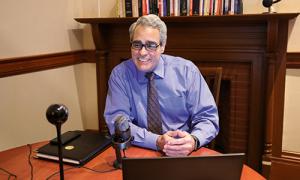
[75,13,298,173]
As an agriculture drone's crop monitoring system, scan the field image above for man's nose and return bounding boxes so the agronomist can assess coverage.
[139,46,148,55]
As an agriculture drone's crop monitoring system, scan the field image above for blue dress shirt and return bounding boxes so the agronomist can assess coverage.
[104,54,219,150]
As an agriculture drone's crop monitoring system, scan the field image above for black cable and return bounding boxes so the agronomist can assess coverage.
[81,166,118,173]
[0,167,17,180]
[27,144,34,180]
[45,163,118,179]
[0,144,34,180]
[1,144,118,180]
[46,167,77,180]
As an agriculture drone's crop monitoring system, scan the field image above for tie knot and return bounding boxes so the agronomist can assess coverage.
[145,72,155,81]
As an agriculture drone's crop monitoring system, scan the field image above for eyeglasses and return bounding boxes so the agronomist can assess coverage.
[131,40,160,51]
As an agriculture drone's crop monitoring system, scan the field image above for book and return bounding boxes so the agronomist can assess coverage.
[125,0,133,17]
[150,0,158,15]
[132,0,139,17]
[138,0,143,16]
[180,0,188,16]
[192,0,200,16]
[36,130,112,166]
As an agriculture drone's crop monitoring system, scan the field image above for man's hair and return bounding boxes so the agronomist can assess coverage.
[129,14,167,46]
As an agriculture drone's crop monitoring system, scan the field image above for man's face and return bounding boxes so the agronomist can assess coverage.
[131,25,165,72]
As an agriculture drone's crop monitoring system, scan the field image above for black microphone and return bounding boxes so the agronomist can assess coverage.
[46,104,68,180]
[262,0,281,8]
[262,0,273,7]
[112,116,132,169]
[114,116,131,143]
[46,104,68,125]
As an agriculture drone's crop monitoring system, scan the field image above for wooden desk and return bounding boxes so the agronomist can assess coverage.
[0,142,265,180]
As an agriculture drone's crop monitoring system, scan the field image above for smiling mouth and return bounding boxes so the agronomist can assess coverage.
[138,58,150,62]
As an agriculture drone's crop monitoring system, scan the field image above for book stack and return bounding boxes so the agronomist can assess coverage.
[117,0,243,17]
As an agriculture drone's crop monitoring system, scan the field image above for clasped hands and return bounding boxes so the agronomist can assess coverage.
[156,130,196,156]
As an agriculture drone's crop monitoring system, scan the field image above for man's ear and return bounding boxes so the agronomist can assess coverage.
[160,45,165,53]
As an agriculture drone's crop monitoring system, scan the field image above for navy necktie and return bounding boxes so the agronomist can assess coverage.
[145,72,163,134]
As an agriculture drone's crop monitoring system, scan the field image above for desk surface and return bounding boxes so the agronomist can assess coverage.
[0,142,265,180]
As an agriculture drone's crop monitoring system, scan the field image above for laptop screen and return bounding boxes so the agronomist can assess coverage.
[122,153,245,180]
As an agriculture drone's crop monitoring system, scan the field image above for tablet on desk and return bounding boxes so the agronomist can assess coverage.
[122,153,245,180]
[36,130,112,166]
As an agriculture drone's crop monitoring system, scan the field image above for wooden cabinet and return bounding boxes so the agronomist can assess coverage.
[75,13,298,174]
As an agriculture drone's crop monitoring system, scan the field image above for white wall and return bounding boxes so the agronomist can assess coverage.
[74,63,98,129]
[0,0,98,151]
[0,67,84,150]
[0,0,83,59]
[283,69,300,152]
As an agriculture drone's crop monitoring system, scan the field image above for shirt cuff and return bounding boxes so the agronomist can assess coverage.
[130,123,160,150]
[146,132,160,150]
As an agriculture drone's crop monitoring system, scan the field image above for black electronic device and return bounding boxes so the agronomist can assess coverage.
[262,0,282,13]
[122,153,245,180]
[50,131,81,145]
[112,115,133,169]
[36,130,111,166]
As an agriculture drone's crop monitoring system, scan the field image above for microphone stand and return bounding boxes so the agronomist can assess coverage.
[112,137,132,169]
[55,123,64,180]
[46,104,68,180]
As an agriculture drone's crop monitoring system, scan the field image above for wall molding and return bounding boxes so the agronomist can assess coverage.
[287,52,300,69]
[0,50,96,78]
[0,50,299,78]
[269,154,300,180]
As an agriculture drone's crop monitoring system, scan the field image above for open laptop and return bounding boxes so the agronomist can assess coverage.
[122,153,245,180]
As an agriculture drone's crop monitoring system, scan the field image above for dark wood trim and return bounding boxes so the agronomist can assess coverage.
[0,50,97,78]
[269,154,300,180]
[287,52,300,68]
[75,13,298,24]
[282,151,300,160]
[81,50,98,63]
[0,50,298,78]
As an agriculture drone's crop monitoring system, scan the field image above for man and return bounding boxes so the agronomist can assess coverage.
[104,14,219,156]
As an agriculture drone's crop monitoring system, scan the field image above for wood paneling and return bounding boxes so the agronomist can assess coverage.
[269,155,300,180]
[75,13,298,174]
[267,52,300,179]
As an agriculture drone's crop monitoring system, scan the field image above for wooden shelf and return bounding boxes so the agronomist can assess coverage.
[75,13,298,24]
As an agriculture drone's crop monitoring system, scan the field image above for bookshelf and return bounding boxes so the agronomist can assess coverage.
[117,0,243,17]
[75,13,298,173]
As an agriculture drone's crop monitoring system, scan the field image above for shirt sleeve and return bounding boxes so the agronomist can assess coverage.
[104,66,159,150]
[186,67,219,147]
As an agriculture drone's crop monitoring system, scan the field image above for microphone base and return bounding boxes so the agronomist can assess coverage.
[113,160,122,169]
[262,6,277,14]
[112,137,133,169]
[112,138,132,150]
